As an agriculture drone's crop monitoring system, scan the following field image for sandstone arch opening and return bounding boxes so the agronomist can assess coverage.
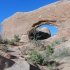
[28,24,57,40]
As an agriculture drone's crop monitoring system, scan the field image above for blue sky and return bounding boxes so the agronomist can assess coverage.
[0,0,59,35]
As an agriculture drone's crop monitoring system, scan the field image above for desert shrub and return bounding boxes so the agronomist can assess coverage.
[26,48,60,70]
[8,39,15,45]
[39,52,51,65]
[7,35,20,45]
[54,40,60,45]
[47,61,58,70]
[2,39,8,44]
[30,39,43,47]
[26,50,58,67]
[14,35,20,42]
[52,37,66,47]
[53,48,70,59]
[52,40,61,47]
[0,35,8,44]
[0,35,3,43]
[26,50,41,64]
[45,45,54,54]
[61,37,66,42]
[26,49,54,65]
[1,45,8,53]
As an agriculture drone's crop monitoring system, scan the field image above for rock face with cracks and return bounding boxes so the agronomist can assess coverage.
[1,1,70,42]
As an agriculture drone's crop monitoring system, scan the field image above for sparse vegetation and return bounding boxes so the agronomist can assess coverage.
[8,39,15,45]
[53,48,70,59]
[47,61,58,70]
[26,45,59,68]
[0,35,3,43]
[7,35,20,45]
[39,51,51,65]
[61,37,66,42]
[26,39,70,70]
[14,35,20,42]
[2,39,8,44]
[26,49,59,70]
[30,39,43,47]
[52,37,66,47]
[51,40,60,47]
[26,50,41,64]
[1,45,8,53]
[45,45,54,54]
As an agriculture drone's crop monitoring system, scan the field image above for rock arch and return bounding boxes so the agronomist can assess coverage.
[2,1,70,42]
[32,20,57,28]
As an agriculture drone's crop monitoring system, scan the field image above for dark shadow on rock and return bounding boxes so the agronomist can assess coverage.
[7,50,15,52]
[29,29,51,40]
[0,56,15,70]
[30,64,40,70]
[37,31,51,40]
[10,55,18,59]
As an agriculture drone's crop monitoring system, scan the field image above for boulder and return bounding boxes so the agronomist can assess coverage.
[38,27,51,34]
[5,61,30,70]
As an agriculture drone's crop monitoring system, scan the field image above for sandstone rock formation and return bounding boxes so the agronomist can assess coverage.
[38,27,51,35]
[60,0,69,2]
[1,1,70,42]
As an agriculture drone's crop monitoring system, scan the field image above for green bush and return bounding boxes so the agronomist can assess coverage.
[26,49,59,68]
[39,52,50,65]
[14,35,20,42]
[1,45,8,53]
[8,39,14,45]
[26,50,52,66]
[61,37,66,42]
[45,45,54,54]
[7,35,20,45]
[26,50,41,64]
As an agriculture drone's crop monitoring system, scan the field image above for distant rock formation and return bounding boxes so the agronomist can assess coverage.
[60,0,69,2]
[36,27,51,40]
[1,1,70,42]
